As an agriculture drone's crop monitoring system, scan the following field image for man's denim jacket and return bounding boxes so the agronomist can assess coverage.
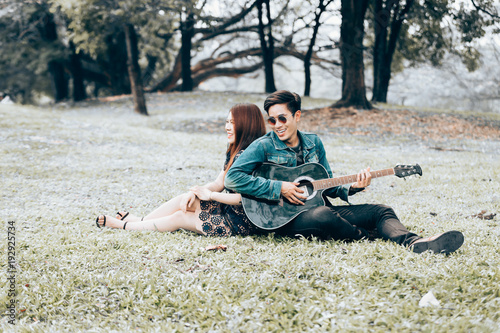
[224,130,350,202]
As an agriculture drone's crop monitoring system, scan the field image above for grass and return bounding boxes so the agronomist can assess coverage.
[0,91,499,332]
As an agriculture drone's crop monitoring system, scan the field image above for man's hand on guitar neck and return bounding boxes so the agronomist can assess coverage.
[351,167,372,189]
[280,181,307,205]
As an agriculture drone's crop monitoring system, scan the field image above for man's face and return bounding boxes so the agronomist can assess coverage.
[268,103,301,147]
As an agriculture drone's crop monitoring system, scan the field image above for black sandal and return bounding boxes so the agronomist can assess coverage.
[95,215,106,228]
[123,222,128,230]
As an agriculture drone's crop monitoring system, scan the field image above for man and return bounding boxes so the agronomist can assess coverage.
[225,90,464,254]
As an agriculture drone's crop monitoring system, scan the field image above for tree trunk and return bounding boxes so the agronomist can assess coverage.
[142,54,157,87]
[48,61,68,102]
[69,42,86,102]
[42,12,68,102]
[372,0,414,103]
[106,31,130,95]
[372,0,387,103]
[181,13,195,92]
[149,52,183,92]
[304,59,312,97]
[332,0,372,109]
[257,0,276,93]
[124,23,148,115]
[304,0,330,96]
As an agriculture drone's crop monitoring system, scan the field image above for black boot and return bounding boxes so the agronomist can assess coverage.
[409,230,464,254]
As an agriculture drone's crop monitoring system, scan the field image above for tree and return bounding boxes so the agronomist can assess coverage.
[301,0,336,96]
[370,0,498,104]
[0,0,68,103]
[52,0,175,115]
[120,0,334,96]
[180,11,196,91]
[333,0,372,109]
[150,0,263,93]
[69,41,87,102]
[256,0,277,93]
[371,0,414,103]
[124,23,148,115]
[42,10,68,102]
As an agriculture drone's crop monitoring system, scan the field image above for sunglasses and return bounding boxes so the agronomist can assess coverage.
[267,114,289,125]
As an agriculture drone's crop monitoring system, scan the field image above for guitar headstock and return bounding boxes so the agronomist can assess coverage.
[394,164,422,178]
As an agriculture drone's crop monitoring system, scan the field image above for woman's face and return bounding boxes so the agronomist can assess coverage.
[225,111,236,144]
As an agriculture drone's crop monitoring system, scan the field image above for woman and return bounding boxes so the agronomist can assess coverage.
[95,103,266,236]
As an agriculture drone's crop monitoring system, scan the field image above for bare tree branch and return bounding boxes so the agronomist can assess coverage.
[470,0,500,19]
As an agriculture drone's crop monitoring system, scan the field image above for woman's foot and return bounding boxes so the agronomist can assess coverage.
[116,211,143,222]
[96,215,128,229]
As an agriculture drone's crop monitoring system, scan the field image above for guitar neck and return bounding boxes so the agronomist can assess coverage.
[312,168,395,191]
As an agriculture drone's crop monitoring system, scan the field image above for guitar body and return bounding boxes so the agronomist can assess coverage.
[242,163,329,230]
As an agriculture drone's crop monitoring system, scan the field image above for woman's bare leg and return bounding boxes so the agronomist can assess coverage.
[117,193,195,222]
[144,193,193,219]
[97,198,205,234]
[124,210,204,234]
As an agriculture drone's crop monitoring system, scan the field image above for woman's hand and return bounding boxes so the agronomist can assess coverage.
[179,191,197,213]
[190,186,213,201]
[352,167,372,189]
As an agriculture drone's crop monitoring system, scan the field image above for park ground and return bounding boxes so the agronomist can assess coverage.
[0,91,499,331]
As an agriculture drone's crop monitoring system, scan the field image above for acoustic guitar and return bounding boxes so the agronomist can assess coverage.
[241,163,422,230]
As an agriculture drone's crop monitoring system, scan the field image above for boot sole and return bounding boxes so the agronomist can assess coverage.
[411,230,464,254]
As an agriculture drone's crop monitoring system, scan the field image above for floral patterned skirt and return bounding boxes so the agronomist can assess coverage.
[199,200,256,237]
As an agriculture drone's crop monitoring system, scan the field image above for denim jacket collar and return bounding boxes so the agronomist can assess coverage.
[269,130,315,151]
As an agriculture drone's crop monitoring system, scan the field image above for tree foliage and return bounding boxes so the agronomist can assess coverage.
[0,1,67,103]
[0,0,497,110]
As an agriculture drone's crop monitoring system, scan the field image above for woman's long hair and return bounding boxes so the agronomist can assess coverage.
[225,103,266,172]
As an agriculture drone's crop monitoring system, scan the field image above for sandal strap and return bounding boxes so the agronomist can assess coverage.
[95,215,106,228]
[123,222,128,230]
[118,212,129,220]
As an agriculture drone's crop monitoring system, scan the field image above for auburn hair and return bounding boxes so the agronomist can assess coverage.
[225,103,266,172]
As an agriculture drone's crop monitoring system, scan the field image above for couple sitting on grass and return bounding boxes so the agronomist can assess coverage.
[96,90,464,254]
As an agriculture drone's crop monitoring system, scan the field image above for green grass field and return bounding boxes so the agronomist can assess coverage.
[1,92,499,332]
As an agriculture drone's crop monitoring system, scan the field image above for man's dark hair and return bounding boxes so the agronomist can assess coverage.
[263,90,301,115]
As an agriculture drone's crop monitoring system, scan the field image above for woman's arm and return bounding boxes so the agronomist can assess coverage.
[190,186,242,206]
[180,170,226,212]
[204,170,225,192]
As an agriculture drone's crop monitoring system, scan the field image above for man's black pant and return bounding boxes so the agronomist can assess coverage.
[274,203,420,246]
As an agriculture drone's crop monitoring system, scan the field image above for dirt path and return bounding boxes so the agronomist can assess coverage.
[300,107,500,141]
[168,105,500,141]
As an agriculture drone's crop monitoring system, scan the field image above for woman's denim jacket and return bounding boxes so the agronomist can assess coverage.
[224,130,349,202]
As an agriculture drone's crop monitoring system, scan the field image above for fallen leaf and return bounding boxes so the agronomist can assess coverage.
[203,244,228,252]
[471,210,496,220]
